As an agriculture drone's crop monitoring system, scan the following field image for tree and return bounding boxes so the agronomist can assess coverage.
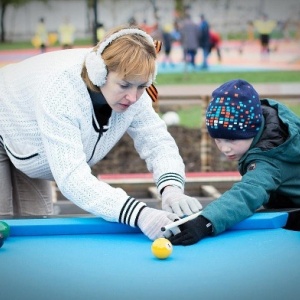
[86,0,100,45]
[0,0,47,42]
[174,0,185,18]
[149,0,159,23]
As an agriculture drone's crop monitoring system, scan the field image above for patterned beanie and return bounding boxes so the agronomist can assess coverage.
[206,79,262,139]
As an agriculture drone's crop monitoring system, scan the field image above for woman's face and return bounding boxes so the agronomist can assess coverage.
[100,71,151,112]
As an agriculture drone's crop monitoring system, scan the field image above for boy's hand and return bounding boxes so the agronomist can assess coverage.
[168,216,212,246]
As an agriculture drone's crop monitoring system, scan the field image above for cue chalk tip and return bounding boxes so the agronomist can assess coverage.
[161,218,180,232]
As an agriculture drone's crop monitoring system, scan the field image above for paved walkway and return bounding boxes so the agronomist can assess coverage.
[0,39,299,98]
[158,39,300,98]
[158,39,300,72]
[1,39,299,69]
[158,83,300,101]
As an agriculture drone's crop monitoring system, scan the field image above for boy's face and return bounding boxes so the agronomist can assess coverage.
[214,138,254,161]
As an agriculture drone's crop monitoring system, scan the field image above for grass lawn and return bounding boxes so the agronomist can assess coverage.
[156,71,300,128]
[156,71,300,85]
[174,101,300,129]
[0,38,93,51]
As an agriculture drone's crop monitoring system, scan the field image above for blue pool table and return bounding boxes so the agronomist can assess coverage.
[0,212,299,300]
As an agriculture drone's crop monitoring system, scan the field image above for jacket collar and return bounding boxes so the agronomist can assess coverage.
[87,88,112,133]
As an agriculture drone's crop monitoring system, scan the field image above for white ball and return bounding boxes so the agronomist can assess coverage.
[162,111,180,126]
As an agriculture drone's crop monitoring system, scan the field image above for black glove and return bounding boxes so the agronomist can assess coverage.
[168,215,213,246]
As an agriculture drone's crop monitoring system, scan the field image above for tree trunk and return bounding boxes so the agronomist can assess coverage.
[0,2,7,42]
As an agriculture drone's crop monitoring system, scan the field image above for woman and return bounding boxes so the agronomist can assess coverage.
[0,25,201,240]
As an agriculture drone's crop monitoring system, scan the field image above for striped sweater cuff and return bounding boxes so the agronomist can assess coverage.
[119,197,146,227]
[157,172,185,192]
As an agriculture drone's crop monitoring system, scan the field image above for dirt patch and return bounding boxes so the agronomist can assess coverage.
[92,125,202,175]
[91,125,238,176]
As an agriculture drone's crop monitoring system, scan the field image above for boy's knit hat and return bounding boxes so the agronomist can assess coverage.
[206,79,262,139]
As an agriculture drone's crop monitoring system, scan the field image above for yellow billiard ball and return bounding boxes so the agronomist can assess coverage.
[151,238,173,259]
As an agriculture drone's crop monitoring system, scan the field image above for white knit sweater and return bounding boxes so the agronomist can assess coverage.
[0,48,186,226]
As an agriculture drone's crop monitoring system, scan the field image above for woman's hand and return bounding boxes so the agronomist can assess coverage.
[162,186,202,217]
[138,207,180,240]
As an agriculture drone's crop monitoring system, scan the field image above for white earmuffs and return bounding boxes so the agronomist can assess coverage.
[85,28,156,87]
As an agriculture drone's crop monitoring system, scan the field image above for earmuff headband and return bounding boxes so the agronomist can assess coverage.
[85,28,156,87]
[97,28,155,56]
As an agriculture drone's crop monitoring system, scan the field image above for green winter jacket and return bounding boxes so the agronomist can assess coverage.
[202,99,300,235]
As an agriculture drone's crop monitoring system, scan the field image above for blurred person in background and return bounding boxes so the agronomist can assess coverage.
[209,29,222,63]
[254,13,277,59]
[34,17,48,53]
[198,14,210,69]
[179,14,199,70]
[96,23,106,42]
[161,23,175,67]
[58,17,76,49]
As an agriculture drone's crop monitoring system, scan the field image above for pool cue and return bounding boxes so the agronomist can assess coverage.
[161,210,202,232]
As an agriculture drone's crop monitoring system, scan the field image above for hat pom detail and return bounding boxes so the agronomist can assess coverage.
[85,51,107,87]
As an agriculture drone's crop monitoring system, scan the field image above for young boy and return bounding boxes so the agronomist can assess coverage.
[169,79,300,246]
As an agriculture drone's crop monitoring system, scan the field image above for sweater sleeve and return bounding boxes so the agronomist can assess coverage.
[126,93,186,192]
[201,159,282,234]
[35,75,145,226]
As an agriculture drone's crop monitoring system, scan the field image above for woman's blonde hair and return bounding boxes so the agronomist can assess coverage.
[82,25,157,92]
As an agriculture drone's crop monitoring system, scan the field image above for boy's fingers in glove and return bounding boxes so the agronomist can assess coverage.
[168,216,212,246]
[168,221,197,245]
[168,231,195,246]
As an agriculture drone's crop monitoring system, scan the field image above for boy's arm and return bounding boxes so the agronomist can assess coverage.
[169,159,282,245]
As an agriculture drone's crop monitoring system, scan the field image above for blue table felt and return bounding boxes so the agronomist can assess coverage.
[0,212,299,300]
